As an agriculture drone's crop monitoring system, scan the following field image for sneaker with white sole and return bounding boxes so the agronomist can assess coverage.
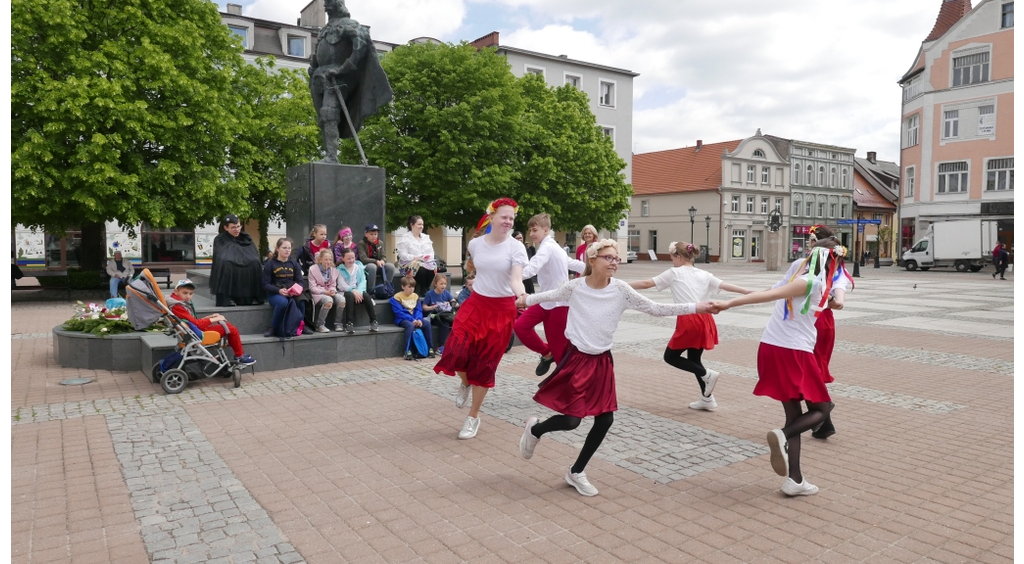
[455,383,470,408]
[781,477,819,496]
[767,429,789,477]
[520,417,540,459]
[458,416,480,439]
[689,395,717,411]
[701,369,720,397]
[565,469,598,496]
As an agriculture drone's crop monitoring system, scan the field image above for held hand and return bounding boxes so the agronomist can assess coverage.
[279,288,289,296]
[413,319,422,328]
[207,314,225,323]
[709,300,731,313]
[515,294,528,309]
[326,289,335,297]
[695,302,714,314]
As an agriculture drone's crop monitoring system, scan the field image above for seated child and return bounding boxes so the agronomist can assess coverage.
[422,273,458,350]
[456,271,475,306]
[307,248,347,332]
[167,279,256,366]
[389,276,435,360]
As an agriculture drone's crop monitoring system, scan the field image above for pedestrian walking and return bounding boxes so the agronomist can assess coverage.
[993,244,1010,280]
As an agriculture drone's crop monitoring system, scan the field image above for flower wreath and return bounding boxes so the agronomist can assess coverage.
[474,197,519,234]
[783,246,854,320]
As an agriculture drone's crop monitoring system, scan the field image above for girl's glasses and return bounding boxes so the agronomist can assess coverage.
[595,255,622,264]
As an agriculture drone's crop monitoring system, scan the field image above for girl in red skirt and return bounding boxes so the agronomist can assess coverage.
[630,241,751,411]
[713,245,846,497]
[434,198,529,440]
[516,240,713,496]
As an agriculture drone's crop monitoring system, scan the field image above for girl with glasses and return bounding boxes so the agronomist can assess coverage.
[515,239,714,496]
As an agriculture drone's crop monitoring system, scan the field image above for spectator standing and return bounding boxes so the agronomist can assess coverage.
[994,244,1010,280]
[210,214,263,307]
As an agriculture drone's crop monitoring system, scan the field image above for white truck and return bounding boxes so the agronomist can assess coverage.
[902,219,998,272]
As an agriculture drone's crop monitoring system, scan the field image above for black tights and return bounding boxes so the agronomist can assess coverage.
[531,412,614,474]
[663,347,707,393]
[781,400,832,483]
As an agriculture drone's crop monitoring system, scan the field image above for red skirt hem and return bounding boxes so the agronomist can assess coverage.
[754,343,831,403]
[433,294,516,388]
[533,344,617,418]
[667,313,718,350]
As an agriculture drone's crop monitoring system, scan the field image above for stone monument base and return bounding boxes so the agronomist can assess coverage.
[285,163,386,248]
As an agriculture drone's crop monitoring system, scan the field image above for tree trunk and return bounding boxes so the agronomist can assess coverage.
[257,215,270,261]
[78,221,106,271]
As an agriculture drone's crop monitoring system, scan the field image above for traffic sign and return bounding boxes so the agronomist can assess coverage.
[837,219,882,225]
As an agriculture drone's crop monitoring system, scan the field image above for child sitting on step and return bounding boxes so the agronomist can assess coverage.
[390,276,435,360]
[167,279,256,366]
[422,273,458,351]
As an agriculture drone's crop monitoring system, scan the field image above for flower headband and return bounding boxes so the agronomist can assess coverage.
[585,239,619,259]
[475,197,519,234]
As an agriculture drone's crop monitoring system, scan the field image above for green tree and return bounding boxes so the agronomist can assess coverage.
[12,0,248,267]
[228,57,321,258]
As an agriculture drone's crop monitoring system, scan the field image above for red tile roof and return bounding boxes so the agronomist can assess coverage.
[924,0,972,42]
[853,170,897,211]
[632,140,742,195]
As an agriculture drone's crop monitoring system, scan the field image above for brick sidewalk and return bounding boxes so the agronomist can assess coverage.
[10,270,1014,563]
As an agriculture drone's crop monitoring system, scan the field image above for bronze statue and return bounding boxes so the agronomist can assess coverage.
[309,0,393,165]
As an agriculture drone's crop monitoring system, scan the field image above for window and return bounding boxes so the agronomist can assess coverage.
[775,197,783,211]
[830,167,836,187]
[45,229,84,268]
[228,25,247,46]
[287,36,305,57]
[841,168,848,189]
[830,197,838,218]
[731,230,746,258]
[952,51,990,86]
[818,166,825,186]
[142,224,195,263]
[903,75,922,102]
[746,196,755,213]
[978,104,996,135]
[904,114,919,147]
[793,165,800,184]
[938,161,969,193]
[806,164,813,185]
[599,80,616,108]
[792,195,802,216]
[641,200,649,217]
[986,158,1014,191]
[943,110,960,138]
[761,197,769,214]
[818,201,826,218]
[911,239,929,253]
[841,200,849,217]
[905,167,915,197]
[525,65,545,77]
[564,73,581,89]
[747,165,755,182]
[628,229,640,253]
[762,166,770,184]
[753,149,765,158]
[601,126,615,148]
[805,199,814,216]
[1003,2,1014,27]
[731,195,740,212]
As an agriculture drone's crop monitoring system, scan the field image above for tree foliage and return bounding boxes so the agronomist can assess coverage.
[12,0,248,232]
[346,42,631,234]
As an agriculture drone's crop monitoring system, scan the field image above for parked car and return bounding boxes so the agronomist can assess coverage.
[626,250,637,263]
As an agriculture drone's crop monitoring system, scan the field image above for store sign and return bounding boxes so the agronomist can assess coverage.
[732,237,745,258]
[793,225,812,235]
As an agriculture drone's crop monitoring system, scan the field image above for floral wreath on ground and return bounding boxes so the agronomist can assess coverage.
[62,301,155,336]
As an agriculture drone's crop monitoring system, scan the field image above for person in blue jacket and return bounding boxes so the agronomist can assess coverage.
[336,247,379,333]
[390,275,435,360]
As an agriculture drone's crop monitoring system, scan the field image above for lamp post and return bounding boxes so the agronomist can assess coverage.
[688,206,696,246]
[704,215,711,263]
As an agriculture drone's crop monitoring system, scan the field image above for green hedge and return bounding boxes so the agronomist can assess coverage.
[34,270,104,289]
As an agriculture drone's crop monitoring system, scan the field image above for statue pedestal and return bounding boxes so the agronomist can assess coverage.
[286,163,386,250]
[766,230,783,272]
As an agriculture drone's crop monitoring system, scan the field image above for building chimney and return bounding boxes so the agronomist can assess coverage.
[696,140,703,151]
[867,151,877,164]
[226,3,242,15]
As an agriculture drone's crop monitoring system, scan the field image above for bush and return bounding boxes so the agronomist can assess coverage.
[68,270,104,289]
[37,274,70,289]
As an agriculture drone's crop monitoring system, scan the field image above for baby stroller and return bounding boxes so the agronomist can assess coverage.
[126,269,244,394]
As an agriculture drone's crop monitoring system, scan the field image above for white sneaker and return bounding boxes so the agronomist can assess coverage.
[701,369,720,397]
[458,416,480,439]
[455,383,470,409]
[565,469,599,496]
[781,477,819,496]
[520,417,540,459]
[767,429,789,477]
[689,395,717,411]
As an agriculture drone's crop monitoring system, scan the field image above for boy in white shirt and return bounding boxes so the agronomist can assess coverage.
[514,213,586,376]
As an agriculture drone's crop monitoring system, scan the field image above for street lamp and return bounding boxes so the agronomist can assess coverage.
[704,215,711,263]
[688,206,696,246]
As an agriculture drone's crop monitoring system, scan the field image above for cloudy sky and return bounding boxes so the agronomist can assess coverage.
[221,0,950,161]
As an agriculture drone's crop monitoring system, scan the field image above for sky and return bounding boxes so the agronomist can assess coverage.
[221,0,952,162]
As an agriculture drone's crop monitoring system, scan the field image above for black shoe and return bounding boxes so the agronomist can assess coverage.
[993,272,997,278]
[264,328,273,338]
[535,355,555,376]
[811,424,836,440]
[1001,277,1007,280]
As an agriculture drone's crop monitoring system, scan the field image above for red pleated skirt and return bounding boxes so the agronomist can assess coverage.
[433,293,516,388]
[754,343,831,403]
[533,343,617,418]
[667,313,718,350]
[814,309,836,384]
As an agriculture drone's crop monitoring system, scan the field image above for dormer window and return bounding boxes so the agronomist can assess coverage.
[287,36,305,57]
[753,149,765,158]
[228,25,248,47]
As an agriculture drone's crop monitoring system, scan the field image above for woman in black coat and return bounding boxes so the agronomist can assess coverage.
[209,214,264,306]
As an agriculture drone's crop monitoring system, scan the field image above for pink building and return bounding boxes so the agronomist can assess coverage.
[897,0,1014,254]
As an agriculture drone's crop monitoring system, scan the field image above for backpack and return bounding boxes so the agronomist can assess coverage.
[407,328,429,358]
[372,278,395,300]
[273,298,305,338]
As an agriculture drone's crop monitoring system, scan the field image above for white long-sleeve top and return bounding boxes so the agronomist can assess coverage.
[396,231,436,270]
[521,235,586,309]
[526,277,697,354]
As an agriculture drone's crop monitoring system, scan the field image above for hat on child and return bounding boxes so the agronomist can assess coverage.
[364,223,380,232]
[338,227,353,239]
[175,279,196,290]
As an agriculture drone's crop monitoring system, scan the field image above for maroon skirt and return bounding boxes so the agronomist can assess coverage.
[433,293,516,388]
[754,343,831,403]
[533,343,617,418]
[814,309,836,384]
[667,313,718,350]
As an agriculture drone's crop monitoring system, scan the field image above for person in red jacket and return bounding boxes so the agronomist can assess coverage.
[167,279,256,366]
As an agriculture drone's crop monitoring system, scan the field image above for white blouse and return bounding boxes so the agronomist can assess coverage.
[652,265,723,304]
[527,278,697,355]
[468,236,529,298]
[396,231,436,270]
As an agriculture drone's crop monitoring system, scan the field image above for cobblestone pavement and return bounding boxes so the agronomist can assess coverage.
[10,264,1014,563]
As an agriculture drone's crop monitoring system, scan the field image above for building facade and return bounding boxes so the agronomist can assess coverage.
[780,138,857,259]
[897,0,1014,254]
[719,130,791,263]
[852,153,900,263]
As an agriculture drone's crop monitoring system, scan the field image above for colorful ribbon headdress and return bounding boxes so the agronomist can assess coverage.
[782,246,853,320]
[474,197,519,234]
